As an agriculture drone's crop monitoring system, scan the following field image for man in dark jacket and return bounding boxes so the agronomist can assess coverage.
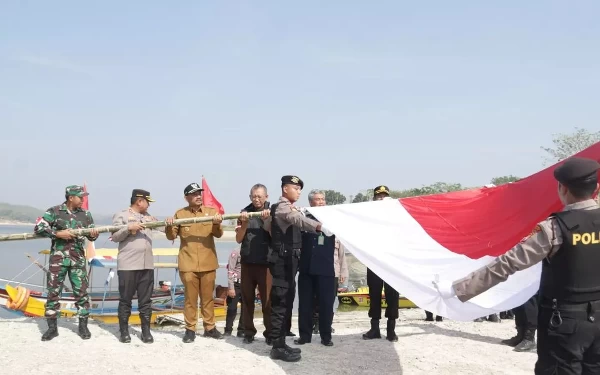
[294,189,336,347]
[236,183,272,344]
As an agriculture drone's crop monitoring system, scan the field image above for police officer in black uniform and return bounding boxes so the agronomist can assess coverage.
[295,189,336,347]
[362,185,400,342]
[263,175,324,362]
[435,157,600,374]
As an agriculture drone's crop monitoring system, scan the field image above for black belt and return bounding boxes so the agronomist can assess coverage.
[540,298,600,327]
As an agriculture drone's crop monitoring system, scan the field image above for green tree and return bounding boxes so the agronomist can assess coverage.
[351,189,374,203]
[541,127,600,165]
[322,190,347,205]
[490,175,520,186]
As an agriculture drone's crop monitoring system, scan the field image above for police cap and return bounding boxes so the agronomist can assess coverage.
[554,157,600,186]
[373,185,390,196]
[281,175,304,189]
[131,189,155,202]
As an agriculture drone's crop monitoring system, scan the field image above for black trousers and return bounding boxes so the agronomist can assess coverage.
[298,274,336,342]
[118,269,154,318]
[225,282,244,333]
[269,254,298,340]
[535,299,600,375]
[367,268,399,320]
[514,293,539,331]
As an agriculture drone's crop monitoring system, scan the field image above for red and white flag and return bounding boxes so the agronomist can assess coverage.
[202,176,225,214]
[308,142,600,321]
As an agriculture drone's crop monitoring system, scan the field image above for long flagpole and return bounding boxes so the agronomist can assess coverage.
[0,212,263,242]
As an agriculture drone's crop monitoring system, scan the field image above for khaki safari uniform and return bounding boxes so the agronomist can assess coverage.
[165,205,223,331]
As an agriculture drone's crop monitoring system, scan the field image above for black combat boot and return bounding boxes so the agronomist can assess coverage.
[270,337,301,362]
[501,327,524,347]
[78,317,91,340]
[118,314,131,343]
[140,314,154,343]
[362,319,381,340]
[41,317,59,341]
[514,329,536,352]
[386,319,398,342]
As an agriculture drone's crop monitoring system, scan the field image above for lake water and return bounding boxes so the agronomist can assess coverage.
[0,225,239,319]
[0,225,352,319]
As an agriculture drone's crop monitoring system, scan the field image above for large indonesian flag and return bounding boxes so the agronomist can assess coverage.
[308,142,600,321]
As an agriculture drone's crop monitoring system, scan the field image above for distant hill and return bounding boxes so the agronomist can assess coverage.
[0,202,236,229]
[0,202,114,225]
[0,202,44,224]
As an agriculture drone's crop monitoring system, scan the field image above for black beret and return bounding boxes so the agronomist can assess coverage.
[373,185,390,195]
[281,175,304,189]
[184,182,203,196]
[131,189,155,202]
[554,157,600,186]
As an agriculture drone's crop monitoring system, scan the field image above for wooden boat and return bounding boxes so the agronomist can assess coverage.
[337,286,417,308]
[0,247,247,324]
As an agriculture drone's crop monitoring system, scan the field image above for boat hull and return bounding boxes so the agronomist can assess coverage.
[337,287,417,308]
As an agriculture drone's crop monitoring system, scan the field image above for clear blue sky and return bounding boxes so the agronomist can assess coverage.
[1,1,598,216]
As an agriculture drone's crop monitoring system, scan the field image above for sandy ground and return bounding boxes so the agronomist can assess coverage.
[0,308,535,375]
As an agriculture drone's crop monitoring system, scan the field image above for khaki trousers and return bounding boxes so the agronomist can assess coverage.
[180,270,216,331]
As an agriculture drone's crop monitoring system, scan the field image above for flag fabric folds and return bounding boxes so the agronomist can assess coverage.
[202,176,225,214]
[307,142,600,321]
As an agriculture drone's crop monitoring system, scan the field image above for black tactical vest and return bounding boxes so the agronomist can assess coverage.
[540,208,600,303]
[239,203,271,265]
[270,202,302,256]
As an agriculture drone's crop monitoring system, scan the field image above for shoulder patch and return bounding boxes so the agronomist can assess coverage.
[519,225,542,243]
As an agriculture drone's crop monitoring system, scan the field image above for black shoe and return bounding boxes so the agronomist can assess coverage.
[270,347,301,362]
[265,337,272,345]
[425,311,434,321]
[487,314,500,323]
[41,317,59,341]
[321,339,333,346]
[78,317,91,340]
[204,327,224,339]
[294,337,310,345]
[243,335,254,344]
[501,328,524,347]
[237,331,244,338]
[140,314,154,344]
[386,319,398,342]
[362,319,381,340]
[223,330,232,336]
[514,330,536,352]
[118,316,131,343]
[435,316,443,322]
[514,339,536,352]
[286,331,296,337]
[270,338,301,362]
[183,329,196,343]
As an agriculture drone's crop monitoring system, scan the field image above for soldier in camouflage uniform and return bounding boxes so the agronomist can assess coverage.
[34,185,99,341]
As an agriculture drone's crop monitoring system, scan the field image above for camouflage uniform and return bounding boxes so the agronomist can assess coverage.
[34,186,98,318]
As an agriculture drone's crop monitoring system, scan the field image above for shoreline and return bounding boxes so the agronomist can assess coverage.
[0,308,535,374]
[0,221,34,226]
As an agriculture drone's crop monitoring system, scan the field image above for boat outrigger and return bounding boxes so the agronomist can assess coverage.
[0,247,253,324]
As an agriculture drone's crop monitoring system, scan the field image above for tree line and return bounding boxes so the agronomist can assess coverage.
[322,127,599,205]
